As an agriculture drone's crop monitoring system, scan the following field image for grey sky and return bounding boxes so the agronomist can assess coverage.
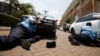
[18,0,72,24]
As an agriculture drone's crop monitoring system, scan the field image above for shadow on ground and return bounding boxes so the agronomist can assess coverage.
[40,36,57,40]
[0,35,57,51]
[89,44,100,47]
[71,42,100,48]
[0,44,17,51]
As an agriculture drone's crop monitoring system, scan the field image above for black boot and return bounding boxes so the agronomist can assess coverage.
[19,39,31,50]
[71,39,80,46]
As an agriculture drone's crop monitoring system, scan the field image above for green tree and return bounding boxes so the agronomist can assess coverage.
[6,0,20,15]
[3,0,36,17]
[19,3,36,15]
[36,12,42,15]
[10,0,20,7]
[66,17,72,23]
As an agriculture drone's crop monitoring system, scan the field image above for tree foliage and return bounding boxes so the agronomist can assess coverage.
[3,0,37,16]
[10,0,20,6]
[19,3,36,15]
[65,17,72,23]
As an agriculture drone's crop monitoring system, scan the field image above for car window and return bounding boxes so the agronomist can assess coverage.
[43,19,48,22]
[94,17,100,20]
[76,17,85,23]
[76,15,96,23]
[83,15,93,21]
[48,20,52,23]
[93,15,100,20]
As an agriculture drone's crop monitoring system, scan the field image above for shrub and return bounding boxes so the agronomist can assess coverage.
[0,13,20,26]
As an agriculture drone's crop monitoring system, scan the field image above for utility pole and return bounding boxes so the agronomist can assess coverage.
[44,10,48,16]
[43,10,48,19]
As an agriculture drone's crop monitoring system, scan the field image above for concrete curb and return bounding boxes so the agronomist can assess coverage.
[0,27,11,31]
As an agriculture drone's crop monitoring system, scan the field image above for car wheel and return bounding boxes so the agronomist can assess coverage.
[71,28,75,35]
[63,29,67,32]
[51,32,56,37]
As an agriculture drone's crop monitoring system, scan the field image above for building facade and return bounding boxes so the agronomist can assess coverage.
[60,0,100,26]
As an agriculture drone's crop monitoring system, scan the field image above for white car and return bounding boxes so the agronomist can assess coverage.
[69,13,100,40]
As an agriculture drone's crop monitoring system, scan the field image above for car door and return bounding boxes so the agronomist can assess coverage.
[83,15,100,38]
[74,17,86,34]
[81,15,98,30]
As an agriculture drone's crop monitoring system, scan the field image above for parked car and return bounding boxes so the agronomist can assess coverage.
[38,18,57,38]
[69,13,100,41]
[63,23,71,32]
[59,26,63,31]
[21,15,57,39]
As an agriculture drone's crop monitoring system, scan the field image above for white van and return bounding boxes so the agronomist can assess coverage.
[69,13,100,40]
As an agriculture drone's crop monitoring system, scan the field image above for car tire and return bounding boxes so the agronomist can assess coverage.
[51,32,56,37]
[63,29,67,32]
[71,28,75,35]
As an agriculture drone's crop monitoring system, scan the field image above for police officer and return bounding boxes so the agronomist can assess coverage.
[0,16,41,50]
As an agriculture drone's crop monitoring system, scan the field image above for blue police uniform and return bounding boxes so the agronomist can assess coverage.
[0,16,39,47]
[80,26,96,41]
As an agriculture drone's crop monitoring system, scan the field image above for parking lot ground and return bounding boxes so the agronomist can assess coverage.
[0,27,100,56]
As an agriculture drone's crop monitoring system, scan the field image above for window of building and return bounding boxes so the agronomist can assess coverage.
[83,0,87,2]
[82,0,88,4]
[75,3,80,10]
[98,0,100,1]
[70,9,74,15]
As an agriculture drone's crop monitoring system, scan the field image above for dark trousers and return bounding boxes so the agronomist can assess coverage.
[68,34,92,45]
[0,25,40,47]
